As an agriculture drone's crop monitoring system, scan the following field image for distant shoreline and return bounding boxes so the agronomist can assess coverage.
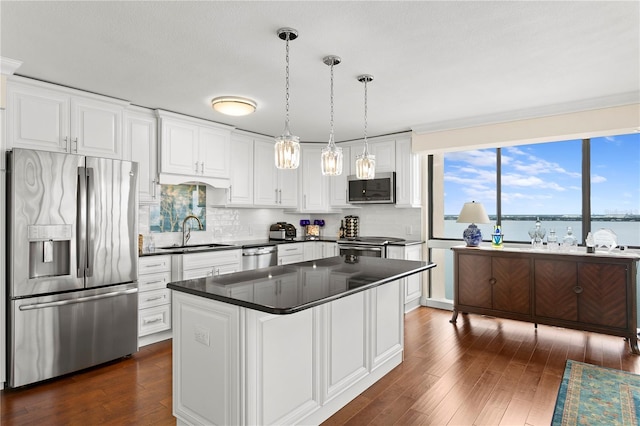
[444,215,640,222]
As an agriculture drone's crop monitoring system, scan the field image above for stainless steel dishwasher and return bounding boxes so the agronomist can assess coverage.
[242,245,278,270]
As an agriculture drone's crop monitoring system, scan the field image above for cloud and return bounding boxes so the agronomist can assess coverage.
[591,174,607,183]
[502,173,567,191]
[445,150,496,167]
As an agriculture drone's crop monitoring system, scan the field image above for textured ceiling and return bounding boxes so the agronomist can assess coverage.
[2,1,638,142]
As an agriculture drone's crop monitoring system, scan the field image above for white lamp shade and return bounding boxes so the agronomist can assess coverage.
[456,201,490,224]
[321,145,343,176]
[211,97,256,116]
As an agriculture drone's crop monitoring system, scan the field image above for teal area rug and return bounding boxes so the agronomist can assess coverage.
[553,360,640,425]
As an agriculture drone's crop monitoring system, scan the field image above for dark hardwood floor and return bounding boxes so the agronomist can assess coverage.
[3,307,640,425]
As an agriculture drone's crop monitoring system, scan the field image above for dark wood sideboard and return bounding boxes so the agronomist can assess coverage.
[450,246,640,354]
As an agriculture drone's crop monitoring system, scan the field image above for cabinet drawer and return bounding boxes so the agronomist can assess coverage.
[139,288,171,309]
[139,255,172,274]
[139,304,171,336]
[139,271,172,292]
[277,243,304,256]
[182,250,242,270]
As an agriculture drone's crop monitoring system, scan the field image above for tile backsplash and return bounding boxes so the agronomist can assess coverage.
[138,188,422,248]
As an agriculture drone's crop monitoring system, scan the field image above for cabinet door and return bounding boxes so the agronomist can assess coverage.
[457,253,492,309]
[329,145,350,207]
[278,275,300,307]
[492,256,531,315]
[277,168,299,207]
[578,262,627,329]
[371,140,396,172]
[301,270,328,303]
[395,137,421,208]
[7,83,70,152]
[70,97,123,159]
[534,259,578,321]
[228,134,254,205]
[127,110,157,203]
[161,119,198,175]
[253,139,279,206]
[199,126,230,178]
[300,146,327,212]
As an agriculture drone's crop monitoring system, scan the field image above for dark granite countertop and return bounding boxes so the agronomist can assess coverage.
[139,238,340,256]
[168,256,436,315]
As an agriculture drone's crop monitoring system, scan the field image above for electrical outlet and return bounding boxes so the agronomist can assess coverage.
[194,325,210,346]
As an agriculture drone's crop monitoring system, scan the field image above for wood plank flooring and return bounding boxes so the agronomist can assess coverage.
[2,307,640,425]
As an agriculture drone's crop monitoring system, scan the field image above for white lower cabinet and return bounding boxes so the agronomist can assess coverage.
[277,243,305,265]
[386,244,424,312]
[180,250,242,279]
[138,255,173,346]
[303,241,339,261]
[172,279,404,425]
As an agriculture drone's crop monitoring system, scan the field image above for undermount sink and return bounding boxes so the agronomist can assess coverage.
[156,243,233,252]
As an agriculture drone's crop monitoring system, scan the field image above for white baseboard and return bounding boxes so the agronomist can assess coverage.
[421,297,453,311]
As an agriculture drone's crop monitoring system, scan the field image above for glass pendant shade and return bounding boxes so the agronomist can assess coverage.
[321,55,343,176]
[274,27,300,170]
[274,128,300,170]
[355,151,376,179]
[356,74,375,179]
[321,143,343,176]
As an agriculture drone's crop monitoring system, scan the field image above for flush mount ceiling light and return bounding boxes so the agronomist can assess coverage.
[274,27,301,170]
[321,55,343,176]
[211,96,257,116]
[355,74,376,180]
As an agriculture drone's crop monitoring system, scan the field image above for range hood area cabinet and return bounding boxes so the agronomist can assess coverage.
[6,76,128,159]
[156,110,233,188]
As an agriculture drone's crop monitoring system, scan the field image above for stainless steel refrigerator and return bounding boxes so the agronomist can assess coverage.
[6,148,139,388]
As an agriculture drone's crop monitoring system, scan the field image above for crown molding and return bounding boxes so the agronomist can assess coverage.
[0,57,23,76]
[412,91,640,134]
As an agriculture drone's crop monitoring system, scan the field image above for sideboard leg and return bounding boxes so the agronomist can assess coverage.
[450,308,458,324]
[629,337,640,355]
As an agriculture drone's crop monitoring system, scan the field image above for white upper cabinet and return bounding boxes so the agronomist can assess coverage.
[156,110,231,187]
[300,144,330,212]
[349,137,396,173]
[395,137,422,208]
[329,145,351,208]
[253,138,298,208]
[126,107,158,203]
[227,133,254,206]
[7,77,127,159]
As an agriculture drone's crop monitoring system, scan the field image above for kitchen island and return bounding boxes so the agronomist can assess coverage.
[168,256,434,426]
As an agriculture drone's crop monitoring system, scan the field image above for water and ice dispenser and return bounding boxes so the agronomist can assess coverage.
[27,224,71,279]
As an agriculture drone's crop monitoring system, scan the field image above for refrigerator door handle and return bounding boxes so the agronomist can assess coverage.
[18,287,138,311]
[85,167,95,278]
[77,167,87,278]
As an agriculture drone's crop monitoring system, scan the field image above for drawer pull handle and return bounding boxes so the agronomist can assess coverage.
[144,263,165,268]
[144,279,165,285]
[145,296,165,302]
[143,317,163,325]
[574,286,583,294]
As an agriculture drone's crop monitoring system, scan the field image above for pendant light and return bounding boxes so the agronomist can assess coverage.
[274,28,300,170]
[321,55,343,176]
[355,74,376,180]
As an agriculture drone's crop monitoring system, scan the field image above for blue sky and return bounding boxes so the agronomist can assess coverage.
[444,133,640,216]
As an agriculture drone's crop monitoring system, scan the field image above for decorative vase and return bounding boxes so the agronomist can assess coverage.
[463,224,483,247]
[491,225,503,249]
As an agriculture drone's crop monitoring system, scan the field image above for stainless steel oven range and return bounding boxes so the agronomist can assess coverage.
[337,236,405,258]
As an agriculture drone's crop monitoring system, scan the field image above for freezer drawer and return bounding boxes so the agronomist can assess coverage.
[8,283,138,388]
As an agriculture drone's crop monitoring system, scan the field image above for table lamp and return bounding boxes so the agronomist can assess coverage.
[456,201,490,247]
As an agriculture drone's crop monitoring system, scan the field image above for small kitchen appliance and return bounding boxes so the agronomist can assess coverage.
[269,222,297,240]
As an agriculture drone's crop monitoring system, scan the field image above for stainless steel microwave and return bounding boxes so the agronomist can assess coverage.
[348,172,396,204]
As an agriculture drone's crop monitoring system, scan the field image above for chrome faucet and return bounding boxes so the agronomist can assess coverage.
[182,215,203,246]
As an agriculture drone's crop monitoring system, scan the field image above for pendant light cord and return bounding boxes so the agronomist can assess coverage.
[329,60,335,146]
[285,34,290,132]
[363,77,369,155]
